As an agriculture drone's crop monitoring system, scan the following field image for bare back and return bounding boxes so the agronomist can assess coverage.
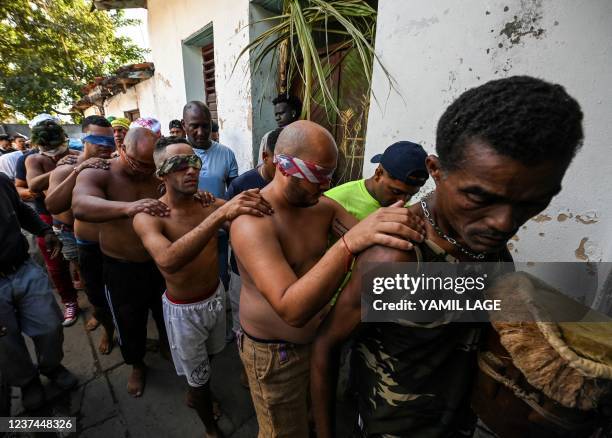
[237,195,342,344]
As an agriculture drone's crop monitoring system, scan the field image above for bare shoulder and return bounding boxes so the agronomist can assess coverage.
[318,195,342,214]
[51,164,74,180]
[230,213,274,239]
[77,165,111,184]
[133,211,163,234]
[25,153,47,168]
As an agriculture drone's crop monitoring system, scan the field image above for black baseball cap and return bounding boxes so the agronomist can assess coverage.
[169,119,183,130]
[370,141,429,186]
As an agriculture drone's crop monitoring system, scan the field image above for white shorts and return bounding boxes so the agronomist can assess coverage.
[162,282,226,387]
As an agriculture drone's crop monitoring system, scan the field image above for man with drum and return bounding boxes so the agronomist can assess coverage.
[310,76,585,437]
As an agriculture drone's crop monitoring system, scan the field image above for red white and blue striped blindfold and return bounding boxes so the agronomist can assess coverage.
[273,154,335,184]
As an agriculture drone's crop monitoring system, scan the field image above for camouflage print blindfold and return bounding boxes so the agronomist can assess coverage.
[156,154,202,177]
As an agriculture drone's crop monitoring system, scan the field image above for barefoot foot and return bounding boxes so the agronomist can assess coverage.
[127,365,146,397]
[86,316,100,331]
[98,329,113,354]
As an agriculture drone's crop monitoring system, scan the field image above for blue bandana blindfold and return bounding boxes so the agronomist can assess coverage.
[82,134,116,149]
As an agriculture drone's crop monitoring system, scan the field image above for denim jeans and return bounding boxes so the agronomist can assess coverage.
[0,260,64,386]
[53,227,79,262]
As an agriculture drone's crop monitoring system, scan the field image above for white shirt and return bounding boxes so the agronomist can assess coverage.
[0,151,23,180]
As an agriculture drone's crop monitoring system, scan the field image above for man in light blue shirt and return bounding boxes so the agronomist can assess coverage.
[182,101,238,198]
[182,101,238,300]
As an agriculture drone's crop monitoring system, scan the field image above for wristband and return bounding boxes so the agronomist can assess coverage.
[341,234,355,273]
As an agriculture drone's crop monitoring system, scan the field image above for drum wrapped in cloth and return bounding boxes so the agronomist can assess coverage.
[472,272,612,437]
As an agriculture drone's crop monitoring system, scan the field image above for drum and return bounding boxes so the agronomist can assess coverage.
[472,272,612,438]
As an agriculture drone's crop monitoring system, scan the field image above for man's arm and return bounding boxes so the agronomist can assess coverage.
[311,246,414,438]
[72,168,129,222]
[25,154,52,193]
[14,178,37,201]
[46,157,110,214]
[134,206,226,274]
[72,168,168,222]
[45,165,76,214]
[328,197,426,240]
[135,189,272,273]
[327,197,359,236]
[230,201,422,327]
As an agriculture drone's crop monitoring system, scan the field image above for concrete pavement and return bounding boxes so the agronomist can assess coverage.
[9,293,258,437]
[8,293,355,437]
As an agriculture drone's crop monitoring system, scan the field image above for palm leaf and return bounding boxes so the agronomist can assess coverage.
[235,0,397,120]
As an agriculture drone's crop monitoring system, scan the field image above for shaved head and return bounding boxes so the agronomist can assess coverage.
[124,127,157,155]
[275,120,337,167]
[121,127,158,174]
[273,120,338,207]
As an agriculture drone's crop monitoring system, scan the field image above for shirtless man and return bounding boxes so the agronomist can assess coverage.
[310,76,585,437]
[45,115,116,353]
[72,127,172,397]
[26,120,80,325]
[230,120,425,437]
[133,137,273,437]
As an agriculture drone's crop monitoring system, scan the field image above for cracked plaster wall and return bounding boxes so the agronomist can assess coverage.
[103,0,255,173]
[364,0,612,263]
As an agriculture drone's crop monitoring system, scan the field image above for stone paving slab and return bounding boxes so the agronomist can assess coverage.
[78,376,116,429]
[210,344,255,430]
[80,415,127,438]
[231,416,259,438]
[60,320,98,385]
[106,350,203,438]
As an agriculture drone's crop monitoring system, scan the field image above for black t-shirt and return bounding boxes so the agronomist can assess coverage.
[226,167,269,273]
[225,167,268,200]
[15,150,49,215]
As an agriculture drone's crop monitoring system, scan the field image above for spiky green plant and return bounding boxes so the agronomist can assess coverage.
[238,0,393,119]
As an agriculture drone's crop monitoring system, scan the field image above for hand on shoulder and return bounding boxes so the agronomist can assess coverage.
[220,188,274,221]
[344,201,426,254]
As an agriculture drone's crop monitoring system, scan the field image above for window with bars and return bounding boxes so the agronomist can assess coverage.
[124,109,140,121]
[201,43,218,122]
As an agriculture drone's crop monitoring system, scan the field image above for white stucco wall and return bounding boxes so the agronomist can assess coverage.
[141,0,254,172]
[365,0,612,263]
[83,107,99,118]
[249,4,280,165]
[102,77,157,123]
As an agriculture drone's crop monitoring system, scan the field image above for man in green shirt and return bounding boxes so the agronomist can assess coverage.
[325,141,428,220]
